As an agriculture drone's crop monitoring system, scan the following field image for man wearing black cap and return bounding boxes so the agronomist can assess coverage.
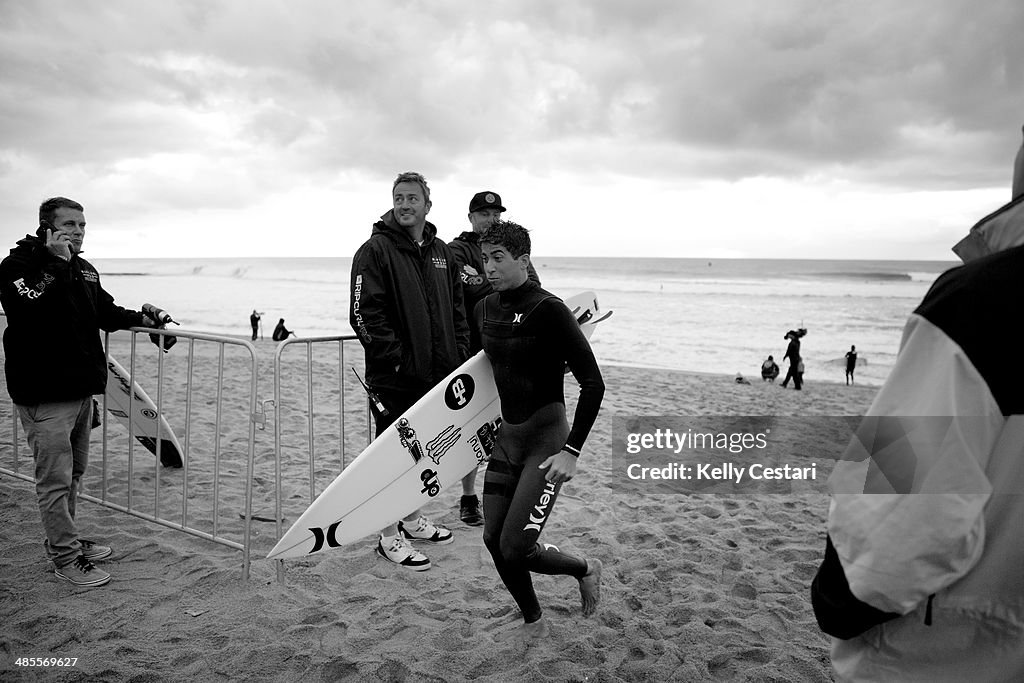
[448,191,541,525]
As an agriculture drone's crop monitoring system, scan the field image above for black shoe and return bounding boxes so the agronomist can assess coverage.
[460,495,483,526]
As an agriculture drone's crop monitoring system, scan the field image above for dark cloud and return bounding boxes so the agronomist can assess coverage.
[1,0,1021,257]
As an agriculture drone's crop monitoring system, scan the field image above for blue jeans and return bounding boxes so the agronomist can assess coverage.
[17,398,93,568]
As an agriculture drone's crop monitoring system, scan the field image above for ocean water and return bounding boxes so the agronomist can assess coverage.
[86,256,960,387]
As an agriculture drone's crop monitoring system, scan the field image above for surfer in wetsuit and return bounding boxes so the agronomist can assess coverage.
[448,190,543,526]
[845,345,857,385]
[476,220,605,643]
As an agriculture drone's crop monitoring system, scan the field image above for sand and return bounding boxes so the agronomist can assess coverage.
[0,332,879,682]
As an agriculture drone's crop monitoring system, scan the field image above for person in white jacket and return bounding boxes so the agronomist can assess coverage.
[814,126,1024,682]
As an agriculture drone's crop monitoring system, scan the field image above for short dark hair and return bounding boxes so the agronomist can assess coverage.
[392,172,430,203]
[39,197,84,225]
[480,220,531,258]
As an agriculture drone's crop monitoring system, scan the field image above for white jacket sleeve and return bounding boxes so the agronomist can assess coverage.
[826,314,1004,614]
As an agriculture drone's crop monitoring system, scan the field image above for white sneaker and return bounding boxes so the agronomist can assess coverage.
[398,516,454,545]
[376,535,431,571]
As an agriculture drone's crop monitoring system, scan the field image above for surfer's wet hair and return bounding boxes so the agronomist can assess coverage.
[480,220,531,258]
[393,171,430,203]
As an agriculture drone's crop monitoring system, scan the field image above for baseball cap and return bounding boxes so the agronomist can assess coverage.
[468,191,505,213]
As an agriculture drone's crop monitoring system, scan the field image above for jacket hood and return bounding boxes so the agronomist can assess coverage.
[11,234,43,255]
[10,234,84,259]
[372,210,438,249]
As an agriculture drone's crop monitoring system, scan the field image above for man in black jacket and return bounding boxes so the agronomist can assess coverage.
[0,197,174,588]
[350,172,470,570]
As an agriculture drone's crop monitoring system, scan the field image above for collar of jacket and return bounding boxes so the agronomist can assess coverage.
[952,195,1024,263]
[12,234,81,261]
[374,211,438,250]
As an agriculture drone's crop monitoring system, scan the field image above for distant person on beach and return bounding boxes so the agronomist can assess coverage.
[780,329,805,390]
[812,127,1024,681]
[0,196,177,589]
[250,309,262,340]
[476,220,604,644]
[448,190,542,527]
[349,171,470,570]
[271,318,294,341]
[761,355,780,382]
[844,345,857,384]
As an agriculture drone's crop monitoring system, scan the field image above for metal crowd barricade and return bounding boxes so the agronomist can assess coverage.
[270,334,370,583]
[0,325,262,580]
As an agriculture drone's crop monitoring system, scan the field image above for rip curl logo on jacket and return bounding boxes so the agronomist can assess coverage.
[81,270,98,283]
[12,273,55,300]
[432,256,447,270]
[351,274,372,343]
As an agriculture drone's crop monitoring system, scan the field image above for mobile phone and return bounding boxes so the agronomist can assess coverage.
[36,220,54,241]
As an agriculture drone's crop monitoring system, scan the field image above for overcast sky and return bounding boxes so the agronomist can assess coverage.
[1,0,1022,260]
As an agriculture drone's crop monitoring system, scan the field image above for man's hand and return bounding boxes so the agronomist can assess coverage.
[141,303,178,352]
[44,229,72,261]
[538,450,578,485]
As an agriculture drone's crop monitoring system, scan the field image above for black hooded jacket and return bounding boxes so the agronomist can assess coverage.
[350,212,470,394]
[0,235,145,405]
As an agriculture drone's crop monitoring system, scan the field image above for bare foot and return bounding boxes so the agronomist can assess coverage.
[579,558,602,617]
[495,617,551,645]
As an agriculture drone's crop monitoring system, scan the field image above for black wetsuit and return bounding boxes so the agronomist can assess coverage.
[477,280,605,623]
[782,337,803,390]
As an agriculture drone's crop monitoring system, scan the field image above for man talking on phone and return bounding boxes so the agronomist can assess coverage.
[0,197,177,588]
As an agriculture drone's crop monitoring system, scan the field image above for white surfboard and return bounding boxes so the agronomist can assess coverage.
[0,312,183,468]
[104,356,184,468]
[826,356,868,366]
[267,291,610,560]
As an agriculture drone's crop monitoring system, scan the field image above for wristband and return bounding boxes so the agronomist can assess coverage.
[561,444,581,458]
